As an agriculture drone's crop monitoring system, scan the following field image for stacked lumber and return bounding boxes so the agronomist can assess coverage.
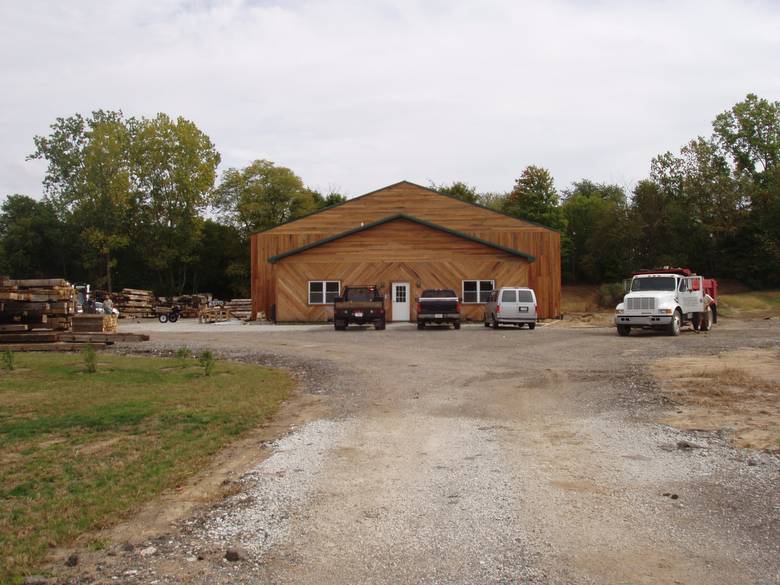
[172,294,211,318]
[225,298,252,320]
[198,306,233,323]
[72,314,118,333]
[114,288,156,318]
[0,277,76,332]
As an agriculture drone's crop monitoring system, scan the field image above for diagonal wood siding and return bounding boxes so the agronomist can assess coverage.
[252,181,560,319]
[273,218,530,322]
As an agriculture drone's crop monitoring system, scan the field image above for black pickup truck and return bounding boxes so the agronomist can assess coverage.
[334,285,386,330]
[416,289,461,329]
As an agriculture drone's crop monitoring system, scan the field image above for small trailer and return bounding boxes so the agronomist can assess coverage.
[615,268,718,336]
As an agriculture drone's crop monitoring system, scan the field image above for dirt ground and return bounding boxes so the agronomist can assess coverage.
[651,348,780,450]
[47,317,779,585]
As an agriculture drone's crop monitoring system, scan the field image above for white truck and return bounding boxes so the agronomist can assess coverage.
[615,268,718,336]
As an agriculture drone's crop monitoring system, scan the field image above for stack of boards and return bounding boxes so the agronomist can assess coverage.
[115,288,156,318]
[0,278,76,336]
[225,298,252,321]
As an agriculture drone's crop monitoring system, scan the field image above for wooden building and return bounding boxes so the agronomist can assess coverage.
[250,181,561,323]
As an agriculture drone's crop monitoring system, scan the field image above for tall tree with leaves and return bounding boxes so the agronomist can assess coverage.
[503,165,566,230]
[212,160,318,236]
[130,114,221,294]
[29,110,134,291]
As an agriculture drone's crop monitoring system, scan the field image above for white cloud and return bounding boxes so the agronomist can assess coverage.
[1,0,779,199]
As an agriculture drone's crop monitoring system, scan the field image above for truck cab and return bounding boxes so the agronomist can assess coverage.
[615,268,717,336]
[333,285,386,330]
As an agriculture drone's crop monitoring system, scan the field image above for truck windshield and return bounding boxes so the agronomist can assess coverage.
[345,288,378,302]
[631,277,676,292]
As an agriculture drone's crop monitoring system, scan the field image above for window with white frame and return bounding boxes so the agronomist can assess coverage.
[462,280,494,303]
[308,281,340,304]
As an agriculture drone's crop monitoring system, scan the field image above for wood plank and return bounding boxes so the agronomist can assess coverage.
[0,332,59,343]
[0,324,29,332]
[0,342,108,352]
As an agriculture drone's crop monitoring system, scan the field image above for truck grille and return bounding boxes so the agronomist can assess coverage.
[626,297,656,311]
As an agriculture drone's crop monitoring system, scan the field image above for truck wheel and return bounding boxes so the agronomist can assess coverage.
[334,320,346,330]
[491,316,499,329]
[417,322,425,330]
[617,325,631,336]
[453,321,460,330]
[375,320,386,330]
[667,310,682,336]
[700,307,713,331]
[691,313,701,331]
[528,322,536,330]
[483,318,490,328]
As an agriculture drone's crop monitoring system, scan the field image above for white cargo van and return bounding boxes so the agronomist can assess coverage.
[484,287,537,329]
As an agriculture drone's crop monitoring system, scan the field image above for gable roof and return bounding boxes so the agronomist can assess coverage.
[255,180,558,235]
[267,213,537,263]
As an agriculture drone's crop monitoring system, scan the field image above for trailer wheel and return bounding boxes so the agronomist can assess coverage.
[667,310,682,336]
[617,325,631,336]
[700,307,713,331]
[158,314,168,324]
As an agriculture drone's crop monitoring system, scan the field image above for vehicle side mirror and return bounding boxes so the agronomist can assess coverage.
[334,296,344,303]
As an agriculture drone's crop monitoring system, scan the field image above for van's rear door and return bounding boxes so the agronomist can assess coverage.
[517,289,535,318]
[500,289,519,319]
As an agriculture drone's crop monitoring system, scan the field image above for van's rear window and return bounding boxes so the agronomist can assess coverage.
[517,290,534,302]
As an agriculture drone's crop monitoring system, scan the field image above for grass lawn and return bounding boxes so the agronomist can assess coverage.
[0,351,293,584]
[718,290,780,318]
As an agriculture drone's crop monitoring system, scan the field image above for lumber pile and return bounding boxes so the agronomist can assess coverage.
[172,294,211,318]
[198,306,232,323]
[0,277,76,332]
[72,314,118,333]
[114,288,156,318]
[225,298,252,320]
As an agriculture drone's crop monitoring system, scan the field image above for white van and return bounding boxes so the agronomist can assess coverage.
[484,287,537,329]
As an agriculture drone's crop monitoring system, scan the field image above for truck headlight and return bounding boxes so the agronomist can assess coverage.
[658,308,673,315]
[616,309,624,315]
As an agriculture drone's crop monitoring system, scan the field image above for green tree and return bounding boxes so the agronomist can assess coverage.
[29,110,134,291]
[478,192,508,211]
[503,165,566,230]
[713,93,780,182]
[562,181,633,283]
[430,181,480,204]
[0,195,76,278]
[213,160,318,236]
[311,189,348,209]
[130,113,220,294]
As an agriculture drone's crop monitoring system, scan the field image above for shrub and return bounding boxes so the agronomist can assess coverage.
[2,350,14,371]
[598,282,625,308]
[83,344,97,373]
[199,350,216,377]
[175,346,192,361]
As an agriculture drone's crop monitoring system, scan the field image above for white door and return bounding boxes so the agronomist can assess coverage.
[391,282,410,321]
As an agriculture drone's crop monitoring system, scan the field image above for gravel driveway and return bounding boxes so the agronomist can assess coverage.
[66,319,779,585]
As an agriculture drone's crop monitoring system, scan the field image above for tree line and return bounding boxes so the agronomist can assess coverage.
[0,94,777,298]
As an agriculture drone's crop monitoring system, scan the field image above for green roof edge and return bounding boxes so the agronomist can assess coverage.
[253,180,559,236]
[267,213,537,264]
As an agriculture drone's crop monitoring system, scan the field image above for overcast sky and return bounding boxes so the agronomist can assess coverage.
[1,0,779,200]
